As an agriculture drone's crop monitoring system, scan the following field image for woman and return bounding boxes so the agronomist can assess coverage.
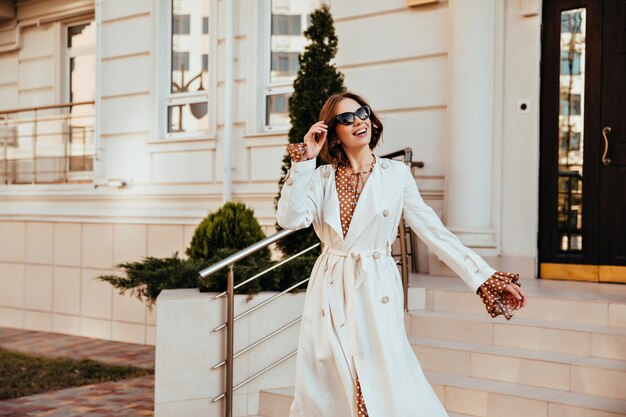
[276,91,527,417]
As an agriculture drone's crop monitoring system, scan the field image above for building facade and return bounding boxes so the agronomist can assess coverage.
[0,0,623,345]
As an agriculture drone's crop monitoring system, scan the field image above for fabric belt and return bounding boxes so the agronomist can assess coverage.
[321,239,393,381]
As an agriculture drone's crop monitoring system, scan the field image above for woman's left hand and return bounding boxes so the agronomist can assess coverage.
[503,282,527,310]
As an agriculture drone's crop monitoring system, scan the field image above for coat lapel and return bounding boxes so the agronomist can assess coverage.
[322,166,343,242]
[343,157,381,250]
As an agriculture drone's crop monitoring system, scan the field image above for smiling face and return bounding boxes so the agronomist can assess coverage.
[333,98,372,152]
[318,91,384,166]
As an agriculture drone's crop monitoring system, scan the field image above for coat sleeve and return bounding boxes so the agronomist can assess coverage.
[276,157,321,230]
[401,163,496,293]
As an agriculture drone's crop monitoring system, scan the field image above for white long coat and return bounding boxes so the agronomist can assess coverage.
[276,156,496,417]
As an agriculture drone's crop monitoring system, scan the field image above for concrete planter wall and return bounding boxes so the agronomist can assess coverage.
[155,288,306,417]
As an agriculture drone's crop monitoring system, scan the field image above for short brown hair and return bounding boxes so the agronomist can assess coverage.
[318,91,384,167]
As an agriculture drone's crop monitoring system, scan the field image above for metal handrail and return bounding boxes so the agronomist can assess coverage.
[1,101,95,185]
[212,241,320,299]
[203,148,421,417]
[199,228,295,279]
[211,316,302,369]
[211,350,298,403]
[211,274,310,332]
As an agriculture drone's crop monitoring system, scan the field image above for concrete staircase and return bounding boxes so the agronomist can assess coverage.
[250,274,626,417]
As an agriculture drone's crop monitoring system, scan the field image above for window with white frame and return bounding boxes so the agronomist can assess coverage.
[166,0,210,138]
[66,21,96,174]
[264,0,321,131]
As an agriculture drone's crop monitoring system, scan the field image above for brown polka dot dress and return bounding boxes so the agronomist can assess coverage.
[287,141,522,415]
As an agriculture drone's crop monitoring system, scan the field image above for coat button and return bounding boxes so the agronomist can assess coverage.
[381,296,390,303]
[383,209,389,217]
[286,179,294,185]
[381,161,389,169]
[323,171,330,178]
[373,251,380,259]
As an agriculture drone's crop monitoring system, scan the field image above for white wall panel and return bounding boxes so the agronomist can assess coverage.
[330,0,407,20]
[249,145,285,182]
[0,53,18,84]
[100,94,151,135]
[0,86,18,109]
[101,14,151,58]
[103,134,151,183]
[151,149,214,183]
[18,26,55,61]
[102,0,151,21]
[335,7,447,67]
[16,88,55,108]
[377,108,446,176]
[18,57,55,91]
[0,28,17,45]
[101,54,151,96]
[342,55,448,110]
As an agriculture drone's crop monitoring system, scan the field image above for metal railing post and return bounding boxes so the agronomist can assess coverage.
[32,109,37,184]
[400,150,414,312]
[63,110,69,183]
[225,264,235,417]
[2,114,7,184]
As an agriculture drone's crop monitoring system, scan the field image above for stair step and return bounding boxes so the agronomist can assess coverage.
[407,308,626,360]
[258,371,626,417]
[427,370,626,417]
[409,273,626,328]
[409,335,626,400]
[425,286,626,328]
[258,387,294,417]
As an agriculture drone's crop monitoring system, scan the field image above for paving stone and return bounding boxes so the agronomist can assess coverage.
[0,327,154,416]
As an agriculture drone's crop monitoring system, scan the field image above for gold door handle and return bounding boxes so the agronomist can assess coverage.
[602,126,612,166]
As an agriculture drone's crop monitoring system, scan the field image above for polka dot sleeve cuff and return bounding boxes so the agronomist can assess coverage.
[476,271,521,321]
[287,142,310,162]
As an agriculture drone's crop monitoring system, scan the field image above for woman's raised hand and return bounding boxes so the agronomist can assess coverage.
[504,282,527,310]
[302,121,327,160]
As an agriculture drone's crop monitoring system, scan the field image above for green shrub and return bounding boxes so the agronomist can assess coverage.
[98,201,291,304]
[188,202,277,296]
[98,252,204,308]
[187,201,271,264]
[274,253,319,291]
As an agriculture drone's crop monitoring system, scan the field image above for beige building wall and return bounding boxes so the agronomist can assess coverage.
[0,0,543,344]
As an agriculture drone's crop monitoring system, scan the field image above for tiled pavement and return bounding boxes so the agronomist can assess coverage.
[0,327,155,417]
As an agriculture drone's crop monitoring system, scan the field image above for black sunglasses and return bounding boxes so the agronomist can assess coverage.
[334,105,371,126]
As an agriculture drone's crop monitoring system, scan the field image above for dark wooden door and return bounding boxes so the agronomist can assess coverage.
[599,0,626,275]
[539,0,626,282]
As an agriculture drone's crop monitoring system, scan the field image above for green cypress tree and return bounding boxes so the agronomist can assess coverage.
[274,3,345,258]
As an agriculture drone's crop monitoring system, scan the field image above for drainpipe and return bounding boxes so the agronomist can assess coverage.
[0,8,93,54]
[223,0,233,202]
[94,0,102,182]
[0,20,35,53]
